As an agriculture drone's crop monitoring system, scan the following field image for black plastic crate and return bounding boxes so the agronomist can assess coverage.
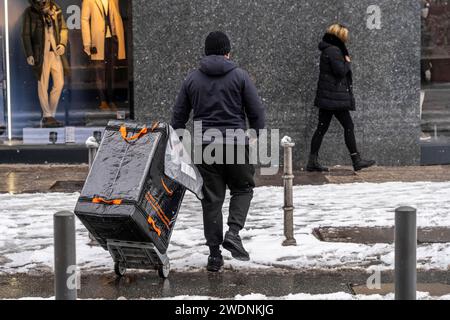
[75,121,186,254]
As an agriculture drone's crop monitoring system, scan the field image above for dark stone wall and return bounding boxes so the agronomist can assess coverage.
[133,0,421,167]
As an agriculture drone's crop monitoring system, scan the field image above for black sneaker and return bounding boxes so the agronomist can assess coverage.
[207,255,224,272]
[223,231,250,261]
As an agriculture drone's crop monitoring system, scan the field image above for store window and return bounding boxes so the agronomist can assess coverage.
[0,0,132,145]
[421,0,450,141]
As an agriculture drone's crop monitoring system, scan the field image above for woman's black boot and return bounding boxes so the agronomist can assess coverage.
[351,153,376,171]
[306,154,329,172]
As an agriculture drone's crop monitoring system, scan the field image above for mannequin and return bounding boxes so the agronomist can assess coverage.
[22,0,69,128]
[81,0,126,111]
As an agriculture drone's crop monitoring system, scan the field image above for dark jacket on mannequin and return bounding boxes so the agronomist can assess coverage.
[21,0,70,80]
[314,33,355,111]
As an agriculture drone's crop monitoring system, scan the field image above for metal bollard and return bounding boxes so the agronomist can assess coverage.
[88,147,97,169]
[54,211,77,300]
[86,137,100,241]
[395,206,417,300]
[85,136,99,169]
[85,137,99,242]
[281,137,297,246]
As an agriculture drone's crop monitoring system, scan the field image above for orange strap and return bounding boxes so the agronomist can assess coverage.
[147,193,171,226]
[119,122,160,142]
[92,197,123,205]
[147,216,161,236]
[161,178,174,197]
[145,193,170,228]
[120,126,148,142]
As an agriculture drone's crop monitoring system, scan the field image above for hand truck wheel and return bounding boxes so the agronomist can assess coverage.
[158,261,170,279]
[114,262,127,277]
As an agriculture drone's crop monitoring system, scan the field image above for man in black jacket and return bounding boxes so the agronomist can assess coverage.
[171,31,265,272]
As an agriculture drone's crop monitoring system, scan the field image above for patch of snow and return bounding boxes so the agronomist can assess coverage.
[159,291,450,300]
[281,136,293,145]
[5,292,449,301]
[1,182,450,274]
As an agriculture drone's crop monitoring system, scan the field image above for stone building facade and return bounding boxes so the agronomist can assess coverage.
[133,0,420,168]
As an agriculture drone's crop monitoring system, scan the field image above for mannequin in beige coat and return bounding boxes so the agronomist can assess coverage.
[81,0,125,60]
[81,0,126,110]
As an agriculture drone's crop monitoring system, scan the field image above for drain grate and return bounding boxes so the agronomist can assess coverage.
[313,226,450,244]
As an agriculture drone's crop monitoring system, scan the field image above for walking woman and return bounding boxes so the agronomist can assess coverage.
[307,24,375,172]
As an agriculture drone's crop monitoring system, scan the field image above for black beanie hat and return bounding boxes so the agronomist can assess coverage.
[205,31,231,56]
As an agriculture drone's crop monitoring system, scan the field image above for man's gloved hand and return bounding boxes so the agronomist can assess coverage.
[84,45,91,56]
[246,129,258,147]
[55,44,65,56]
[27,56,35,66]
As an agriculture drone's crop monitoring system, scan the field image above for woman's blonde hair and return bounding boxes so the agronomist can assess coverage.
[327,24,349,43]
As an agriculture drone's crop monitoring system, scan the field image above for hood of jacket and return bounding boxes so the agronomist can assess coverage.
[318,33,349,57]
[318,40,333,52]
[199,55,237,76]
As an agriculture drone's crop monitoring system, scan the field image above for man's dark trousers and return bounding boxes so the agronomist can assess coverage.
[197,144,255,248]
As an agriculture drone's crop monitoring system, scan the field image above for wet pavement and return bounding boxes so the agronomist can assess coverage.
[0,165,89,194]
[1,164,450,193]
[1,269,449,299]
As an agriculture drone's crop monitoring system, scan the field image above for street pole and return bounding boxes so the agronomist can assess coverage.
[85,136,100,242]
[86,136,99,169]
[54,211,77,300]
[88,147,97,169]
[281,137,296,246]
[395,206,417,300]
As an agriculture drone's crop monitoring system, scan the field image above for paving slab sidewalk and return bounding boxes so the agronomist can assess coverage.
[1,164,450,194]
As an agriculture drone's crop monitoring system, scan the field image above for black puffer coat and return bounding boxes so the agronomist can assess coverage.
[314,34,355,111]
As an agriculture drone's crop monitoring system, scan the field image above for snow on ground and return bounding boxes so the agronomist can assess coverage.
[5,292,449,301]
[0,181,450,274]
[160,292,450,300]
